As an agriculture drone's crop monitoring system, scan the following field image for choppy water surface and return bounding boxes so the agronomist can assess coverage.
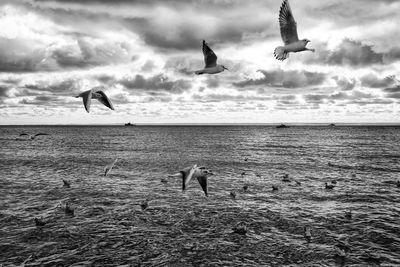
[0,126,399,266]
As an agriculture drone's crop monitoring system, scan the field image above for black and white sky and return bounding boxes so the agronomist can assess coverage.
[0,0,399,124]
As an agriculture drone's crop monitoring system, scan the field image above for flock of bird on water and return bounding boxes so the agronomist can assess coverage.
[16,0,399,265]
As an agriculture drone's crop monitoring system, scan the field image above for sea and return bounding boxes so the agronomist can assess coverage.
[0,125,399,266]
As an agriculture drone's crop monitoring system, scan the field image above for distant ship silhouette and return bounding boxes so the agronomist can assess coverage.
[276,124,289,128]
[124,122,136,126]
[329,123,336,127]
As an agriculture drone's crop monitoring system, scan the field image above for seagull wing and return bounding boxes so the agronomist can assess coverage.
[81,89,93,113]
[197,176,208,197]
[95,90,114,110]
[279,0,299,45]
[34,133,48,137]
[202,40,218,68]
[182,164,197,191]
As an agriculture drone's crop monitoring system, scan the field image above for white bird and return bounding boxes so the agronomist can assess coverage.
[17,133,48,141]
[195,40,228,75]
[274,0,315,61]
[75,87,114,113]
[104,158,118,176]
[168,164,214,196]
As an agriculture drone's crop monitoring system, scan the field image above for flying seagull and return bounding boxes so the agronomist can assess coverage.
[168,164,214,196]
[75,87,114,113]
[104,158,118,176]
[274,0,315,61]
[195,40,228,75]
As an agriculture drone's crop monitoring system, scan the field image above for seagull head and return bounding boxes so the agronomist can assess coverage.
[198,166,214,176]
[302,39,311,44]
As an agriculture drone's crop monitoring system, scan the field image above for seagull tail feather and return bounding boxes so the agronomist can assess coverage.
[274,46,288,61]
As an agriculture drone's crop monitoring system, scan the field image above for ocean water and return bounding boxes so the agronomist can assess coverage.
[0,125,399,266]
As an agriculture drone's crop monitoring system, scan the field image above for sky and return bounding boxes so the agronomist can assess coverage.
[0,0,399,125]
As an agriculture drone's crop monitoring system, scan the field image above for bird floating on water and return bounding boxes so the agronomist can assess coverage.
[168,164,214,196]
[62,179,71,188]
[344,210,352,220]
[104,158,118,176]
[230,190,237,199]
[34,217,46,227]
[243,185,249,192]
[75,87,114,113]
[282,174,291,182]
[325,182,335,190]
[232,223,247,235]
[65,203,74,217]
[331,180,338,185]
[195,40,228,75]
[140,199,149,211]
[17,133,48,141]
[272,185,279,191]
[304,226,311,243]
[274,0,315,61]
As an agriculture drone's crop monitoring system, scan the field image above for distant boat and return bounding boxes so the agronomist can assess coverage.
[276,124,289,128]
[329,123,336,127]
[124,122,136,126]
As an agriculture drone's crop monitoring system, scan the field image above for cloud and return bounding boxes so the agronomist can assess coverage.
[23,79,79,95]
[332,76,356,91]
[118,74,191,94]
[51,38,132,69]
[360,74,397,88]
[234,69,327,89]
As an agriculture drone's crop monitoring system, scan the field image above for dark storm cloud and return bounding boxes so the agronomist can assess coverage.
[386,92,400,99]
[118,74,191,94]
[360,74,397,88]
[234,69,327,89]
[307,39,400,66]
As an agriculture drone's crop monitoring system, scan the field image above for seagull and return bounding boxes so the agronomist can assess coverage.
[304,226,311,243]
[62,179,71,188]
[282,174,291,182]
[104,158,118,176]
[232,223,247,235]
[344,210,352,220]
[65,203,74,217]
[195,40,228,75]
[17,133,48,140]
[140,199,149,211]
[34,217,46,227]
[75,87,114,113]
[168,164,214,196]
[325,182,335,190]
[274,0,315,61]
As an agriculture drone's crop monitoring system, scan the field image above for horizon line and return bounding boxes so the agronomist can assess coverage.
[1,122,400,127]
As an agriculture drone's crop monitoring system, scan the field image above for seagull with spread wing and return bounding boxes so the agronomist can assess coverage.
[168,164,214,196]
[274,0,315,61]
[195,40,228,75]
[75,87,114,113]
